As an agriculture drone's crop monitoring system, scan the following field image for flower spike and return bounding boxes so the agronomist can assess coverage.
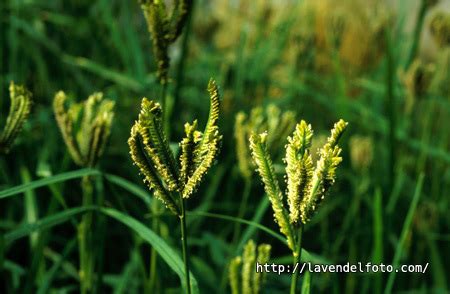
[0,82,33,154]
[128,78,222,214]
[53,91,115,168]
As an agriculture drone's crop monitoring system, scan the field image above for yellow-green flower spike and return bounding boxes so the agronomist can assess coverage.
[285,121,314,226]
[249,132,295,251]
[180,120,199,183]
[234,104,296,179]
[53,91,115,168]
[242,240,256,294]
[228,240,271,294]
[327,119,348,149]
[128,78,221,212]
[235,112,252,179]
[128,124,179,215]
[251,118,348,255]
[229,257,242,294]
[0,82,33,154]
[140,0,193,84]
[53,91,84,165]
[182,79,222,199]
[253,244,271,294]
[84,93,115,167]
[300,120,348,224]
[137,99,181,192]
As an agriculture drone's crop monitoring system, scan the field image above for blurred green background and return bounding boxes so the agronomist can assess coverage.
[0,0,449,293]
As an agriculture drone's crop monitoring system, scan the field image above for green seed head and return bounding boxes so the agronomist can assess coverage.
[234,104,296,178]
[53,91,114,167]
[140,0,193,84]
[128,79,221,215]
[0,82,33,154]
[228,240,271,294]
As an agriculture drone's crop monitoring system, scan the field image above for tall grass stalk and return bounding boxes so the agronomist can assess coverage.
[405,0,427,69]
[146,82,168,293]
[231,178,252,245]
[180,197,191,294]
[384,173,424,294]
[147,200,160,292]
[290,224,303,294]
[78,175,95,294]
[173,0,195,114]
[385,28,396,192]
[128,79,221,293]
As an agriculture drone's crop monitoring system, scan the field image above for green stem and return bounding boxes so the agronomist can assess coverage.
[385,27,396,192]
[290,225,303,294]
[161,82,170,137]
[231,178,252,245]
[179,197,191,294]
[79,175,94,294]
[405,0,427,69]
[173,0,195,112]
[147,200,160,293]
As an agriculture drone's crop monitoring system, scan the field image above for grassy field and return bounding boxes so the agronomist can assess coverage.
[0,0,449,293]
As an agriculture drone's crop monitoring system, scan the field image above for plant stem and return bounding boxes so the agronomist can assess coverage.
[231,178,252,245]
[405,0,427,69]
[161,82,171,138]
[173,0,195,112]
[147,200,160,293]
[290,225,303,294]
[179,197,191,294]
[385,27,396,192]
[79,175,94,294]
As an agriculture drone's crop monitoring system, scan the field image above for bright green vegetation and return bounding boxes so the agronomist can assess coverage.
[0,0,449,293]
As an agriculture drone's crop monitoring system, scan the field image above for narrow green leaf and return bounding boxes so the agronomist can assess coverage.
[372,188,383,294]
[37,239,77,294]
[237,197,270,252]
[99,208,199,294]
[188,211,286,245]
[4,206,95,243]
[104,173,152,205]
[301,270,311,294]
[384,174,425,294]
[0,169,100,199]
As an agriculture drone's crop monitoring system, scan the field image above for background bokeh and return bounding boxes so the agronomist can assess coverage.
[1,0,449,293]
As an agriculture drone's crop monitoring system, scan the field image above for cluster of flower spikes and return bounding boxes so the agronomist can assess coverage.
[128,79,221,216]
[53,91,115,168]
[0,82,32,154]
[250,119,347,252]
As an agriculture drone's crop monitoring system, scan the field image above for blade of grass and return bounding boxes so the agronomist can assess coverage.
[188,210,285,245]
[372,188,383,294]
[0,169,100,199]
[236,197,270,252]
[103,173,151,205]
[61,55,144,92]
[114,249,141,294]
[4,206,96,244]
[384,173,425,294]
[36,238,77,294]
[20,166,39,249]
[301,270,311,294]
[99,207,199,294]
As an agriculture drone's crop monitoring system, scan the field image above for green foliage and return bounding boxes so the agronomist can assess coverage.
[128,78,221,214]
[0,82,32,154]
[2,1,449,293]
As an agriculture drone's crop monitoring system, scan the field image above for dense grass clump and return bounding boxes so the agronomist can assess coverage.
[0,0,449,293]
